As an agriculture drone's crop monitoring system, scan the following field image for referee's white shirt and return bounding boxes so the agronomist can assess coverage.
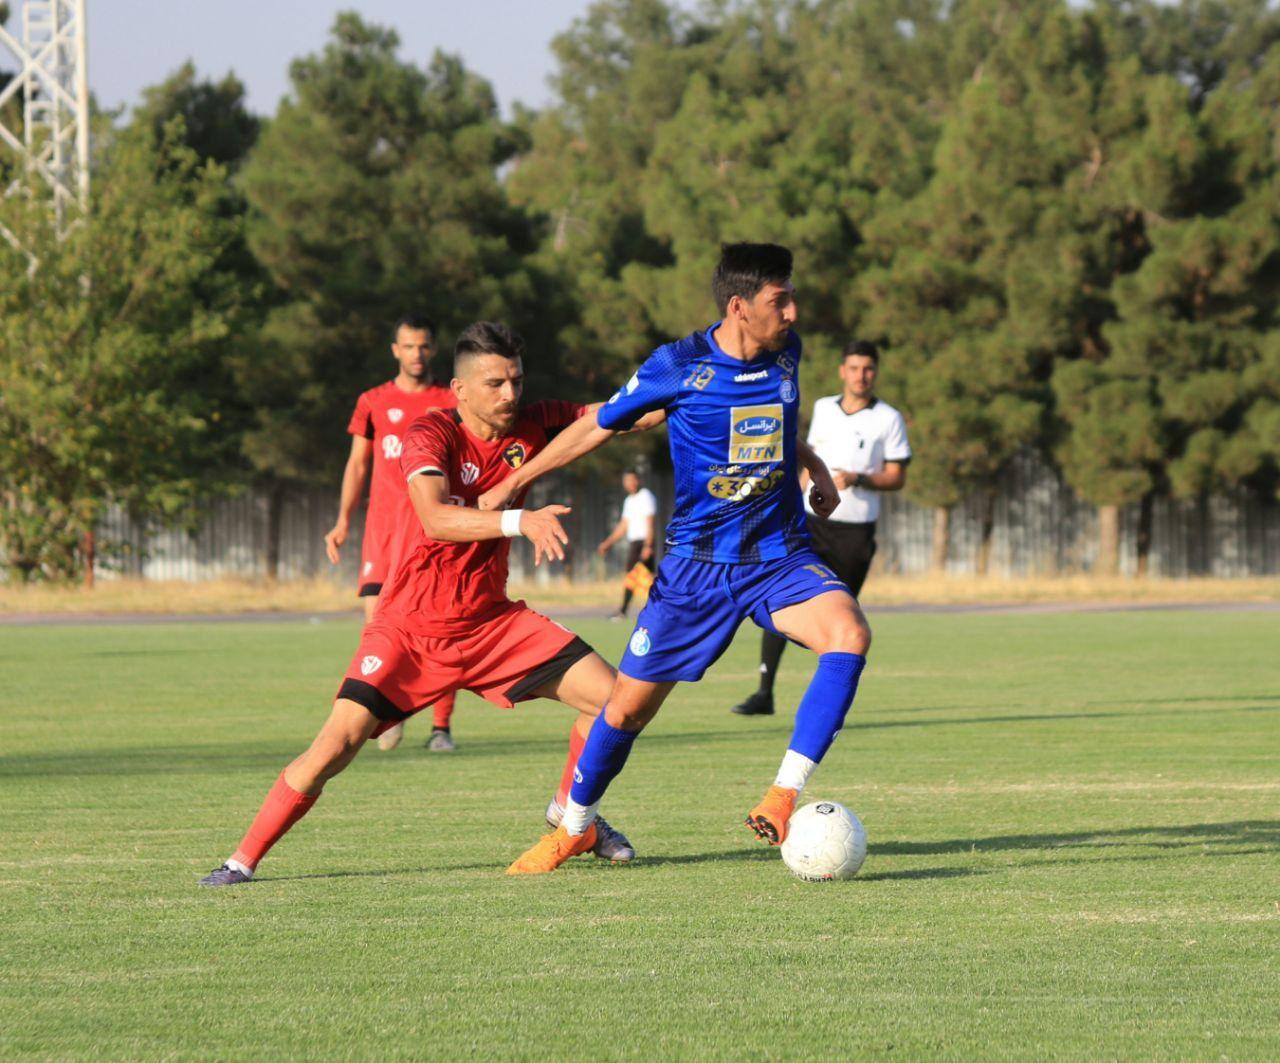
[804,396,911,523]
[621,487,657,542]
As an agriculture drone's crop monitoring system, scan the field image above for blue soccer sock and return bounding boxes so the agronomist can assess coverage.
[563,713,638,834]
[778,653,866,789]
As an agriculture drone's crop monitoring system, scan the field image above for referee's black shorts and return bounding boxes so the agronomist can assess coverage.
[624,540,655,572]
[805,515,877,599]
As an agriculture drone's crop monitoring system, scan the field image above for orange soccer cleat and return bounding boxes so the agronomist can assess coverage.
[506,822,599,876]
[746,785,799,845]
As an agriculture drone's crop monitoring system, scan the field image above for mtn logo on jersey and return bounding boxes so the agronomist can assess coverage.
[360,655,383,676]
[387,408,404,424]
[502,441,528,468]
[729,404,783,463]
[460,461,480,485]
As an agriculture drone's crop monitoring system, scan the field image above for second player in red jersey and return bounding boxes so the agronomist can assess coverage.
[197,322,643,888]
[324,314,457,751]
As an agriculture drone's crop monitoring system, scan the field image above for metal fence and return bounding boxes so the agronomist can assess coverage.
[90,452,1279,583]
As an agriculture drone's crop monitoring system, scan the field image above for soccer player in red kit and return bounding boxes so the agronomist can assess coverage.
[198,321,637,887]
[323,314,458,752]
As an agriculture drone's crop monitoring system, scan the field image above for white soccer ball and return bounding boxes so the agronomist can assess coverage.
[780,801,867,881]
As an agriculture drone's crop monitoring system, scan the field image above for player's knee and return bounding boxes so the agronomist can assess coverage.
[835,616,872,656]
[307,730,363,777]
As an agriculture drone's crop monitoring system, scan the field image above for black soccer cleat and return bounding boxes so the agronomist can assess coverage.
[731,691,775,716]
[198,863,253,887]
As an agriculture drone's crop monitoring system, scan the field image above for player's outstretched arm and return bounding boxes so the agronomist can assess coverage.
[477,405,666,512]
[408,472,571,564]
[798,440,840,520]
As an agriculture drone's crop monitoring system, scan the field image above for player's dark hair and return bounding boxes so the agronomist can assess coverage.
[842,339,880,364]
[712,242,793,315]
[623,468,640,479]
[392,313,436,340]
[454,321,525,369]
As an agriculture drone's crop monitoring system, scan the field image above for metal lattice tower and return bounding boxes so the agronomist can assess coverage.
[0,0,90,253]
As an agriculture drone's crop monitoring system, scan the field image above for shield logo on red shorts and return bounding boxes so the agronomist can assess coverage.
[360,655,383,676]
[502,441,527,468]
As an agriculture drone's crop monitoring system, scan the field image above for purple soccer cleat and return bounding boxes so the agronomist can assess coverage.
[198,863,253,887]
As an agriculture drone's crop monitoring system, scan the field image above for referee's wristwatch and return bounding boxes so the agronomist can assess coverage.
[852,473,871,490]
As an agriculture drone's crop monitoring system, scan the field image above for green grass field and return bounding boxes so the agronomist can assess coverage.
[1,609,1277,1059]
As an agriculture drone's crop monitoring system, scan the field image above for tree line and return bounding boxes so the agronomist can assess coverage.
[1,0,1277,581]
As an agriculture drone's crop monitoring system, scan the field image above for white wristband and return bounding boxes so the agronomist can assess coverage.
[500,509,524,538]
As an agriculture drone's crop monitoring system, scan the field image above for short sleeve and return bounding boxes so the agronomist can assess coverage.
[528,400,587,439]
[348,392,374,439]
[596,345,682,431]
[884,410,912,463]
[634,489,657,518]
[806,399,824,446]
[400,414,453,484]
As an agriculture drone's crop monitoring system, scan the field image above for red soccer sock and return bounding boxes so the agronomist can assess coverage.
[432,692,456,731]
[555,721,589,807]
[230,771,319,871]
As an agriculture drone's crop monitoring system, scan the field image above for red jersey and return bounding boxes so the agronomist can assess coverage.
[378,400,585,635]
[347,379,456,534]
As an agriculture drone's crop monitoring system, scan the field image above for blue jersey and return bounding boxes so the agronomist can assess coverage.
[597,323,808,563]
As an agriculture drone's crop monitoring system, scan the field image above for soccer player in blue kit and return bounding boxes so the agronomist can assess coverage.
[485,243,873,874]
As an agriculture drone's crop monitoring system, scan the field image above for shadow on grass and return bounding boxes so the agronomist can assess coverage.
[252,867,438,883]
[873,820,1279,857]
[856,866,990,882]
[0,743,305,779]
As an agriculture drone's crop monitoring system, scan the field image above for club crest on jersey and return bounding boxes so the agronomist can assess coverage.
[683,363,716,390]
[382,434,402,459]
[629,627,652,657]
[387,408,404,424]
[460,462,480,485]
[729,404,783,463]
[502,441,528,468]
[360,655,383,676]
[780,379,797,403]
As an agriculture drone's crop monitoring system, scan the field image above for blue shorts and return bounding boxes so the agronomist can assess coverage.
[619,549,852,683]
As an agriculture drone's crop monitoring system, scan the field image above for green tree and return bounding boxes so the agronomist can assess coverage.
[1052,1,1280,573]
[0,117,247,581]
[235,12,552,570]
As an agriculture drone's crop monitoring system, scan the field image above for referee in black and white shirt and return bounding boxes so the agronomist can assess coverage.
[732,339,911,716]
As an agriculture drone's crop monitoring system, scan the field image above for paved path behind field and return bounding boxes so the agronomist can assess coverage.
[2,599,1277,626]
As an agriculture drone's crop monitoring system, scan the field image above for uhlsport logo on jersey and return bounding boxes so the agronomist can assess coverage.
[728,404,783,463]
[460,461,480,485]
[360,655,383,676]
[387,408,404,424]
[382,434,402,459]
[629,627,652,657]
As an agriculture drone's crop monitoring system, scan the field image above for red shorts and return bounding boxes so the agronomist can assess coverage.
[337,602,592,735]
[357,517,397,596]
